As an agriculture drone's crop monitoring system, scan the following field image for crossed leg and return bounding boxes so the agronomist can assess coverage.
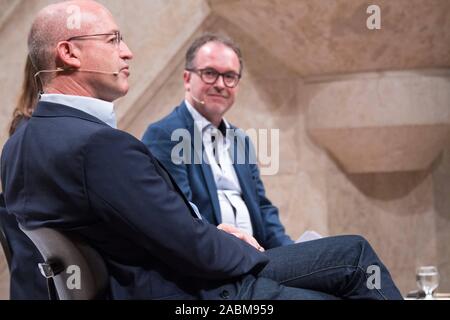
[239,235,403,300]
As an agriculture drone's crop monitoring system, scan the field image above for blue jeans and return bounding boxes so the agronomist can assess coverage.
[237,235,403,300]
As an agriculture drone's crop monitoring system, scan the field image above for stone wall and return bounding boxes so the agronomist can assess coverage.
[1,0,449,299]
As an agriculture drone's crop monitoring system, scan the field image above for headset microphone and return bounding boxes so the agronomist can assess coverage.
[33,67,121,94]
[191,93,205,105]
[77,68,120,76]
[34,67,120,78]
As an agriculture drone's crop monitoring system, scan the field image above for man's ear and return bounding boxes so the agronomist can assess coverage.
[183,70,191,91]
[55,41,81,69]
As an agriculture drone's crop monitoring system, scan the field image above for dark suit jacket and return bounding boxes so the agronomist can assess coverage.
[0,120,48,300]
[142,102,293,249]
[1,101,268,299]
[0,194,48,300]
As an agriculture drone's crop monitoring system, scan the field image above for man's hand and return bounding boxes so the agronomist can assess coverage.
[217,223,265,252]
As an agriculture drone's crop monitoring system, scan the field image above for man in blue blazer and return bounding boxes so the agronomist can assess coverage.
[142,34,293,250]
[1,1,402,300]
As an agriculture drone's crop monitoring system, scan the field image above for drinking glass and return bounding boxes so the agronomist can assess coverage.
[416,266,439,299]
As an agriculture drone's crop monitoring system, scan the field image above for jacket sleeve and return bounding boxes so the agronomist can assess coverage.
[142,123,194,201]
[84,128,268,280]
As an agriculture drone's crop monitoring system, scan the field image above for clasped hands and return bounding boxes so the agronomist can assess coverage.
[217,223,265,252]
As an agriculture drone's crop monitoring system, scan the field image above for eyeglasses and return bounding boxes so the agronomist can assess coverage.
[187,68,241,88]
[66,31,123,48]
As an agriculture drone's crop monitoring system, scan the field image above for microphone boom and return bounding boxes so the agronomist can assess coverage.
[191,93,205,105]
[77,69,119,76]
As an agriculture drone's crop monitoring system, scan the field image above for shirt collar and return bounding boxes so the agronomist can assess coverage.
[185,99,229,136]
[40,94,117,128]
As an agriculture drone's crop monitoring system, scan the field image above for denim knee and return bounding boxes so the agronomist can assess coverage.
[341,235,370,249]
[339,235,375,262]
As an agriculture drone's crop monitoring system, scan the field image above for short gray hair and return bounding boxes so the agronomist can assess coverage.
[27,19,58,73]
[27,1,92,84]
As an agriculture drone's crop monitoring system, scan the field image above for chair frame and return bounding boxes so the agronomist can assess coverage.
[19,224,109,300]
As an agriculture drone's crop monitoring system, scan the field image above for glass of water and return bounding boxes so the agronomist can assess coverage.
[416,266,439,299]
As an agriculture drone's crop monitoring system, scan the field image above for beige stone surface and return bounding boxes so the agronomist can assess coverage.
[0,249,9,299]
[1,0,449,299]
[0,0,20,29]
[210,0,450,76]
[307,71,450,128]
[327,170,438,293]
[432,142,450,294]
[306,71,450,173]
[309,125,450,173]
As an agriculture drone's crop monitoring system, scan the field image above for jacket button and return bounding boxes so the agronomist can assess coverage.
[220,290,230,299]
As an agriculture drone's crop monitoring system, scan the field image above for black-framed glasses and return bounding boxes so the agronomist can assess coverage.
[66,31,123,48]
[187,68,241,88]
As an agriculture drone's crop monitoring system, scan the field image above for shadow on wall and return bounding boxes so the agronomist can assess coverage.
[346,167,433,201]
[314,147,442,201]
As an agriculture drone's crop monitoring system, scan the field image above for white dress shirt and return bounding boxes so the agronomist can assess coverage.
[185,100,253,235]
[40,94,117,128]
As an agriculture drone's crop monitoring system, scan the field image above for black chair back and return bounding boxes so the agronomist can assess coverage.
[19,224,109,300]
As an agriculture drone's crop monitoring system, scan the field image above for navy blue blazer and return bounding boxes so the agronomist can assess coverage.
[0,119,48,300]
[1,101,269,300]
[0,193,48,299]
[142,102,293,249]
